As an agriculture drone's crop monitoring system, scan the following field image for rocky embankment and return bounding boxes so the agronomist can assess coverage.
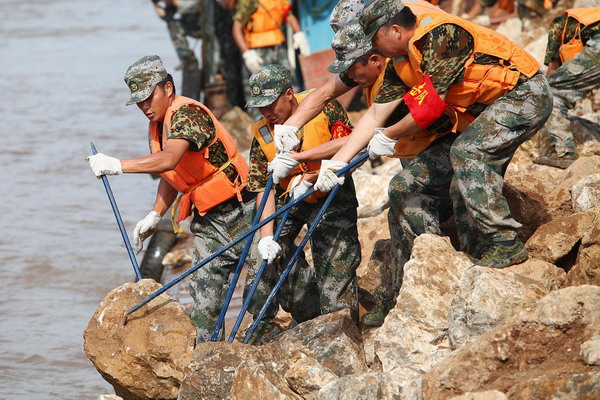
[85,9,600,399]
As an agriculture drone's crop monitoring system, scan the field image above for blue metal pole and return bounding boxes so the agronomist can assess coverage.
[126,153,368,315]
[242,184,343,344]
[90,142,143,282]
[209,177,274,341]
[227,204,292,342]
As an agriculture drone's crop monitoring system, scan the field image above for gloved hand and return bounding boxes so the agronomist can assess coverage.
[242,50,264,74]
[315,160,348,192]
[133,211,162,254]
[258,235,281,264]
[268,152,299,184]
[367,128,398,159]
[289,174,313,199]
[292,31,311,56]
[86,153,123,177]
[274,124,300,152]
[472,14,491,27]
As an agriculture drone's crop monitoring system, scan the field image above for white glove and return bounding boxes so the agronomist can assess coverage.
[289,175,313,199]
[315,160,348,192]
[292,31,310,56]
[133,211,162,254]
[367,128,398,159]
[268,152,299,184]
[86,153,123,177]
[258,235,281,264]
[243,50,264,74]
[274,124,300,152]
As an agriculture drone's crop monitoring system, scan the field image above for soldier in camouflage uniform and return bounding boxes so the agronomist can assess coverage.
[316,0,552,270]
[86,55,255,342]
[153,0,245,107]
[533,9,600,169]
[232,0,310,119]
[244,65,361,340]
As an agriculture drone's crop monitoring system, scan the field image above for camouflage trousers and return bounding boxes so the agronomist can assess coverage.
[450,73,552,247]
[242,43,298,119]
[388,134,457,276]
[541,33,600,156]
[388,73,552,279]
[246,178,361,324]
[188,194,256,342]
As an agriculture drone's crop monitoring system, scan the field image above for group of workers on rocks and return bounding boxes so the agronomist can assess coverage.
[87,0,600,343]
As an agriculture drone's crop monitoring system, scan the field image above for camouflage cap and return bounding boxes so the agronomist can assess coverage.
[330,0,365,33]
[246,64,292,108]
[328,22,372,74]
[359,0,405,42]
[123,55,168,106]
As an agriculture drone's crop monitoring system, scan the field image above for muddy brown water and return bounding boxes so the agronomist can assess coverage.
[0,0,209,398]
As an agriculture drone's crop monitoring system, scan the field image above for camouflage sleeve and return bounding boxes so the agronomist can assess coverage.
[233,0,259,25]
[247,138,270,192]
[544,16,567,65]
[338,72,359,88]
[322,98,353,127]
[419,24,474,93]
[374,59,411,103]
[479,0,498,7]
[168,104,215,151]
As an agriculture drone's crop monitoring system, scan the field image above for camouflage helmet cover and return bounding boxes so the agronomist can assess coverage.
[123,55,168,106]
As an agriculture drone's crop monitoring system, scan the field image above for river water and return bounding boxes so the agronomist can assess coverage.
[0,0,189,398]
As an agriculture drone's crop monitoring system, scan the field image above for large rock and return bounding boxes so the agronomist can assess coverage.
[179,342,308,400]
[373,234,473,372]
[572,174,600,212]
[526,211,599,267]
[316,367,423,400]
[275,309,368,377]
[83,280,196,400]
[423,286,600,399]
[560,156,600,190]
[566,215,600,287]
[448,260,566,348]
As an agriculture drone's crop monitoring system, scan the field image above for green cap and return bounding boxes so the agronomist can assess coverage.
[123,55,168,106]
[328,22,372,74]
[246,64,292,108]
[360,0,405,42]
[329,0,365,33]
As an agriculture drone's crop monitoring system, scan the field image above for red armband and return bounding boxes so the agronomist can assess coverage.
[330,121,352,139]
[403,74,448,129]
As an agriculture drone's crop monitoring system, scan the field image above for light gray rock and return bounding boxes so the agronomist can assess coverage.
[316,367,423,400]
[275,309,368,377]
[84,280,196,400]
[581,340,600,366]
[448,260,565,348]
[424,286,600,399]
[373,234,473,372]
[572,174,600,212]
[353,170,392,218]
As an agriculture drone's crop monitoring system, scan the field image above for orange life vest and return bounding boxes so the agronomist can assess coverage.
[559,8,600,63]
[244,0,288,49]
[150,96,248,228]
[252,91,331,203]
[408,13,539,113]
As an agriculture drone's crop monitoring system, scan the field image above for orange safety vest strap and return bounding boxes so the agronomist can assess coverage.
[170,148,242,234]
